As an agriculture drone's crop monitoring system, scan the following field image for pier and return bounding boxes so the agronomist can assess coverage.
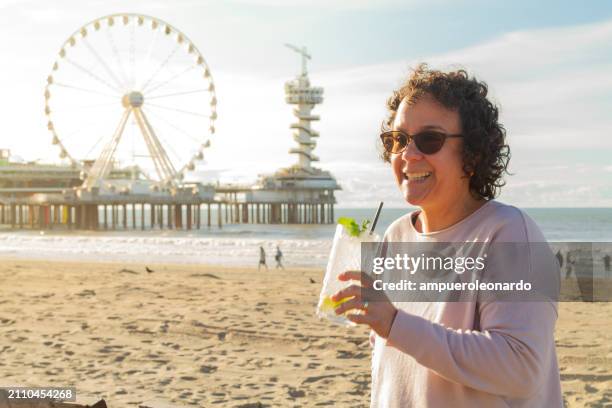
[0,197,335,230]
[0,42,339,231]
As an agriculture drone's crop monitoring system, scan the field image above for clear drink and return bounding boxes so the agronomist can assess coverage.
[317,223,380,326]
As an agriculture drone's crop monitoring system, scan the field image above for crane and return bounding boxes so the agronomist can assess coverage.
[284,43,311,76]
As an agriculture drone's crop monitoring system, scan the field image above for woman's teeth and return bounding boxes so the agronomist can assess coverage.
[406,172,432,181]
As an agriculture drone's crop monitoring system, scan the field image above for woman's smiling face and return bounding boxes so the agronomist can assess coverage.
[391,95,469,211]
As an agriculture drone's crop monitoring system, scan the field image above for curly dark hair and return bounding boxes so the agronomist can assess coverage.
[381,63,510,201]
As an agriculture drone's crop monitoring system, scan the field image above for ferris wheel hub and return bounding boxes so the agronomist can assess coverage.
[122,91,144,108]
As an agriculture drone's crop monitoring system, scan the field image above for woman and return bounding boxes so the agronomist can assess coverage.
[332,64,562,407]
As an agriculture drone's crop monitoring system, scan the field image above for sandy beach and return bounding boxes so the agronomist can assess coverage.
[0,258,610,407]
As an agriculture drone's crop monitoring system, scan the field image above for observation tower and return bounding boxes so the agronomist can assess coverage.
[284,44,322,171]
[239,45,339,223]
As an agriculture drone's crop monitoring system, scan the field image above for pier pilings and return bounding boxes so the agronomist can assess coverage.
[0,199,336,231]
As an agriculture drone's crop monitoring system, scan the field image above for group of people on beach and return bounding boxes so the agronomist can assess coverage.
[258,245,284,271]
[556,249,612,279]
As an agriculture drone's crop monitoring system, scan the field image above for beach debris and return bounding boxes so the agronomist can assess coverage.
[302,373,338,384]
[336,349,368,359]
[0,317,15,326]
[160,321,169,333]
[287,387,305,398]
[118,268,138,274]
[190,273,220,279]
[90,400,108,408]
[145,266,154,273]
[309,278,316,284]
[76,289,96,297]
[200,364,218,374]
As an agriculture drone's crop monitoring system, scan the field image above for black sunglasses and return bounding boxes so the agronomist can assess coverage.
[380,130,463,155]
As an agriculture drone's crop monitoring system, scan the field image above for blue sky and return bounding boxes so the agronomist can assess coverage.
[1,0,612,207]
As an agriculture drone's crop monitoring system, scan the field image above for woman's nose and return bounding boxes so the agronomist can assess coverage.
[401,139,422,161]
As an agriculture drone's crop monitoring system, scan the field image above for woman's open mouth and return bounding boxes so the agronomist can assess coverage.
[405,172,432,182]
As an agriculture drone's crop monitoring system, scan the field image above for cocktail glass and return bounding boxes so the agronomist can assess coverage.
[317,223,380,326]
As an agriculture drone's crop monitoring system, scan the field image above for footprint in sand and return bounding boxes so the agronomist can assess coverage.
[159,378,172,386]
[287,387,306,398]
[114,352,130,362]
[76,289,96,297]
[200,365,218,373]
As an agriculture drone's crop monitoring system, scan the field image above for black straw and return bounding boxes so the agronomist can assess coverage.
[369,202,384,235]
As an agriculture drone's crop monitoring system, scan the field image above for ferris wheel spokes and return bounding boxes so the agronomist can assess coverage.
[82,37,127,92]
[146,88,211,100]
[146,102,214,119]
[140,42,182,93]
[105,26,131,91]
[63,56,123,94]
[143,107,203,145]
[145,64,198,95]
[53,82,119,99]
[129,20,136,89]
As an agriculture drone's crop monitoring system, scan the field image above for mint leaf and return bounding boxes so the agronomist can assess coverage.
[338,217,360,236]
[361,219,370,233]
[338,217,370,237]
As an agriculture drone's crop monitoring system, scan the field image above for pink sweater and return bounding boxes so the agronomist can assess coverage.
[371,200,562,407]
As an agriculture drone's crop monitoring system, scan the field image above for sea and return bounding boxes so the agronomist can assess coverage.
[0,207,611,268]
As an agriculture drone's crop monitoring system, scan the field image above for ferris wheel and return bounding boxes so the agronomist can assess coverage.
[44,13,217,192]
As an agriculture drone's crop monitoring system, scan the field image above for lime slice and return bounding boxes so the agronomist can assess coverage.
[320,295,352,312]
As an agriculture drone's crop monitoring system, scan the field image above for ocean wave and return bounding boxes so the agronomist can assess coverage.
[0,232,332,268]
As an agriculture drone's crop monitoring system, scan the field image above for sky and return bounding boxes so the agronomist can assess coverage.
[0,0,612,207]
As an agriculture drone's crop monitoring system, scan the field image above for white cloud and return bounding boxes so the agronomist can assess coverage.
[307,19,612,207]
[223,0,425,10]
[0,3,611,207]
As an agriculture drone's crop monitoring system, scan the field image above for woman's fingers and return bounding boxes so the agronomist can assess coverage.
[334,296,366,315]
[338,271,375,288]
[332,284,384,304]
[330,270,400,338]
[331,284,362,302]
[346,313,373,326]
[338,270,362,281]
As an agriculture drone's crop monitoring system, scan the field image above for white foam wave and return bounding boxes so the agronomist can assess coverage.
[0,232,332,268]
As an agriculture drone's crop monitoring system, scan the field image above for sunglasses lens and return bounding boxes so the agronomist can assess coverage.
[382,132,407,154]
[415,131,445,154]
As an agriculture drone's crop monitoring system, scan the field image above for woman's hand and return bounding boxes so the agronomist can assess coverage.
[332,271,398,339]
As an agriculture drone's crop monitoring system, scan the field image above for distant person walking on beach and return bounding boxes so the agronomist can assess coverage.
[258,246,268,271]
[555,250,564,269]
[275,246,284,269]
[565,251,574,279]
